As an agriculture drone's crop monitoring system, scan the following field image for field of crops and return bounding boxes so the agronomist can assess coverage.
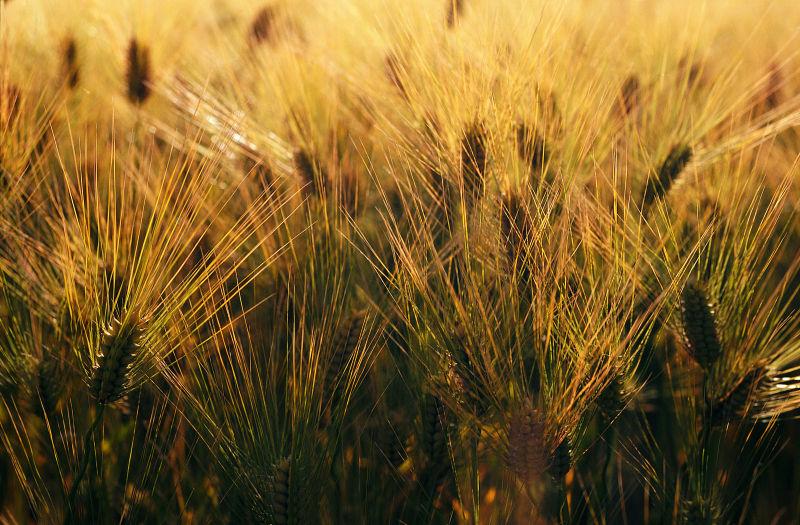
[2,1,800,523]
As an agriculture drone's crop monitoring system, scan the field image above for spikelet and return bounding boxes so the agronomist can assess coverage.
[516,122,549,174]
[445,0,465,28]
[500,190,531,269]
[324,310,366,403]
[35,356,61,416]
[373,421,406,470]
[266,457,308,525]
[337,168,359,217]
[89,315,142,405]
[680,282,722,370]
[460,122,488,212]
[419,394,451,494]
[618,74,641,116]
[249,5,276,46]
[682,497,720,525]
[430,168,453,250]
[761,62,784,111]
[710,367,765,426]
[421,395,448,465]
[596,373,627,423]
[506,403,547,484]
[448,326,491,414]
[294,148,327,197]
[548,438,571,481]
[678,55,704,88]
[126,39,152,105]
[242,144,274,190]
[642,144,693,208]
[62,38,79,89]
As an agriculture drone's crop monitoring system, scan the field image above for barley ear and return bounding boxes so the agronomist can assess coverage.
[516,122,549,174]
[680,281,722,370]
[548,438,572,482]
[62,38,79,89]
[642,144,692,208]
[711,367,765,426]
[460,122,488,212]
[506,403,547,484]
[324,309,367,404]
[126,38,152,104]
[619,74,641,116]
[89,315,142,405]
[445,0,465,28]
[249,5,276,46]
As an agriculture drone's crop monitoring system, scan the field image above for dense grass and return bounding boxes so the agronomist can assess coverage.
[2,0,800,523]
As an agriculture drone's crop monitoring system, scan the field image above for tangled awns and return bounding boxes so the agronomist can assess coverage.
[3,0,800,523]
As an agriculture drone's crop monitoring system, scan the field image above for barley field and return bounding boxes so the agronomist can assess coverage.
[2,0,800,523]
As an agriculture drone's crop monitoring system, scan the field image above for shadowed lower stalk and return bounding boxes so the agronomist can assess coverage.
[64,404,105,525]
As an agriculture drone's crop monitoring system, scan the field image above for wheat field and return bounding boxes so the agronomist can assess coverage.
[2,0,800,523]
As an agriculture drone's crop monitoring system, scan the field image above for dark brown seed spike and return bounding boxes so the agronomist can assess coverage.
[460,122,488,210]
[507,403,547,483]
[62,38,79,89]
[763,62,784,110]
[680,281,721,370]
[446,0,465,28]
[619,74,640,116]
[126,39,152,104]
[250,5,276,46]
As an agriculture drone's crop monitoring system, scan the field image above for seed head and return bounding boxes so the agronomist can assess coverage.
[548,438,572,481]
[642,144,692,208]
[446,0,465,28]
[619,74,640,116]
[448,327,491,414]
[294,148,327,197]
[337,168,359,217]
[516,122,549,174]
[506,403,547,484]
[500,190,531,266]
[323,309,366,403]
[265,457,309,525]
[35,356,61,416]
[680,282,722,370]
[597,373,627,422]
[373,421,406,469]
[89,315,142,405]
[249,5,276,46]
[243,153,274,193]
[62,38,79,89]
[460,122,488,211]
[762,62,784,111]
[420,394,451,491]
[126,39,152,104]
[682,497,720,525]
[421,394,448,465]
[430,168,454,250]
[711,367,765,426]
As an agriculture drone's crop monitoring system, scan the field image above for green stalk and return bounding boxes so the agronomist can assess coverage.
[65,403,105,525]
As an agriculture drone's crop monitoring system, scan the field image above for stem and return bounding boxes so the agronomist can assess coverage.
[601,425,617,507]
[65,404,105,525]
